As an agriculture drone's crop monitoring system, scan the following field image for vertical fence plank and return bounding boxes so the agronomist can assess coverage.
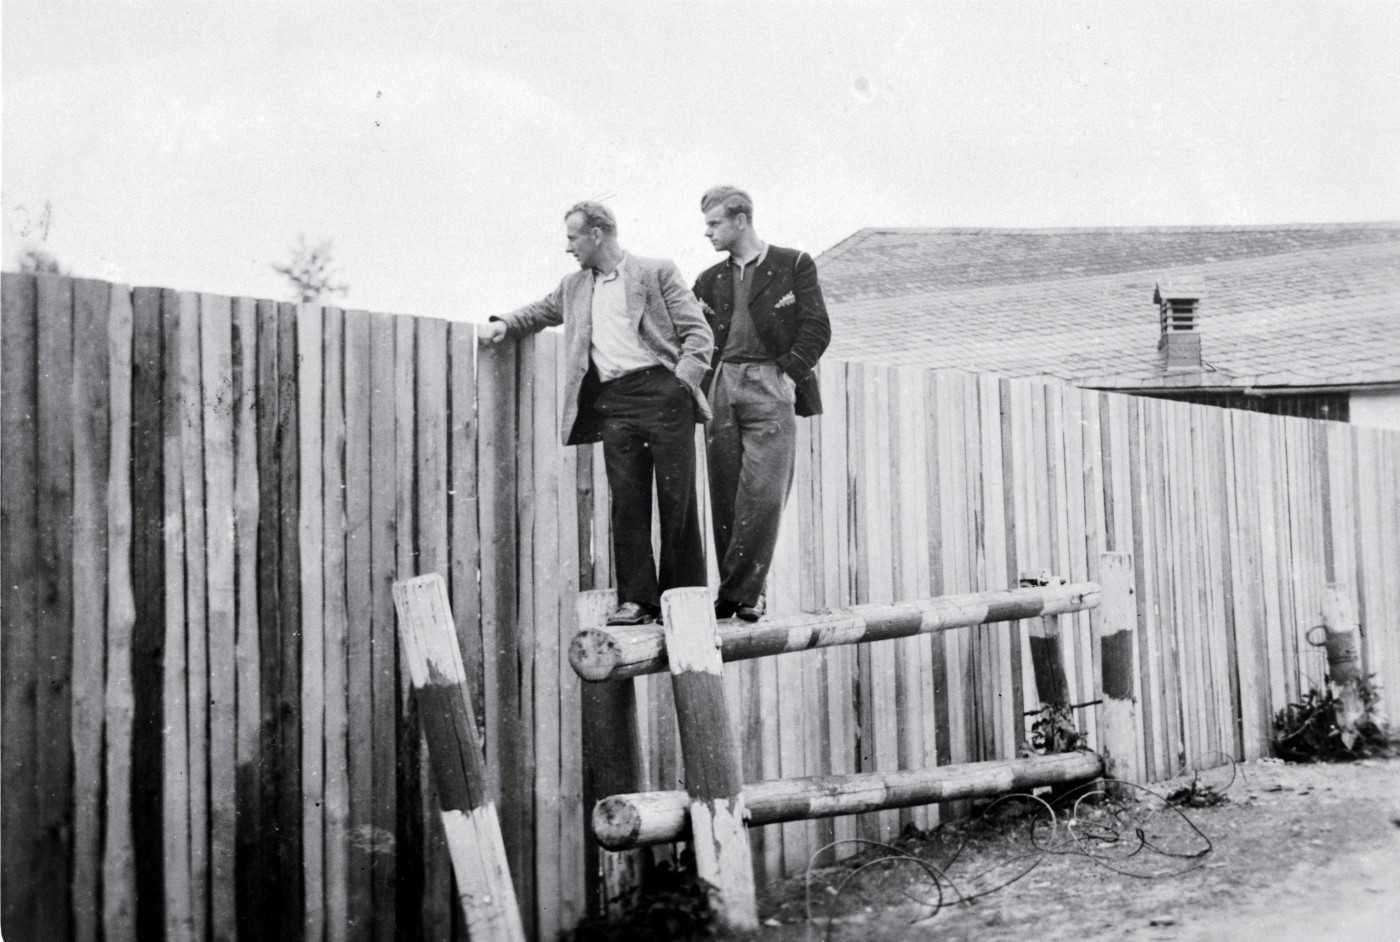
[553,343,586,932]
[69,279,111,942]
[162,288,194,941]
[530,334,564,937]
[104,283,138,942]
[448,322,483,736]
[510,335,538,935]
[343,310,374,942]
[201,293,238,942]
[252,299,281,940]
[367,311,398,942]
[979,372,1016,757]
[130,286,168,939]
[231,296,261,941]
[298,304,326,942]
[322,308,351,942]
[1,273,40,942]
[413,315,453,940]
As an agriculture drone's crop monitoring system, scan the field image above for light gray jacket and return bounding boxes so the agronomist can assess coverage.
[494,254,714,445]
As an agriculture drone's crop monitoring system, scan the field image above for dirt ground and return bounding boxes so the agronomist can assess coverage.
[728,757,1400,942]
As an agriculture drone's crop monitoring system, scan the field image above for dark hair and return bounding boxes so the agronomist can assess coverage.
[564,201,618,236]
[700,185,753,222]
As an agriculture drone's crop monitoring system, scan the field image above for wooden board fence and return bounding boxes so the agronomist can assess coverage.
[3,272,1399,941]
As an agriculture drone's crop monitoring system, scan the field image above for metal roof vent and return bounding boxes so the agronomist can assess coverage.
[1155,277,1205,372]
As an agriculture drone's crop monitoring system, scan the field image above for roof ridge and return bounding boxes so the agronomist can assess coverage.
[815,227,878,264]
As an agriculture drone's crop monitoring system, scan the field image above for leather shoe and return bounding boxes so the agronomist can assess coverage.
[714,599,739,620]
[736,596,766,622]
[606,602,656,626]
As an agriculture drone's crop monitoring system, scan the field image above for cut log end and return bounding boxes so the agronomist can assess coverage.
[593,796,645,851]
[568,629,624,682]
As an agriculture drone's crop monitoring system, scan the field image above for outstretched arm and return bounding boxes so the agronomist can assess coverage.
[483,282,566,343]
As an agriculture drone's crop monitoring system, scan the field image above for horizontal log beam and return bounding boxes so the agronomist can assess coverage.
[570,582,1100,682]
[594,752,1104,850]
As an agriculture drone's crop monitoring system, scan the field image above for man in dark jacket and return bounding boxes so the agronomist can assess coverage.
[693,186,831,621]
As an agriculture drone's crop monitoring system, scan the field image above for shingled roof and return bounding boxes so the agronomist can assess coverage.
[816,224,1400,390]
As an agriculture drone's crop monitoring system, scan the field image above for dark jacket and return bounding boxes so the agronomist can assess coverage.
[692,244,832,416]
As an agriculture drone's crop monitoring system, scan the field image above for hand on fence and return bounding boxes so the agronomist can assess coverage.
[481,319,509,344]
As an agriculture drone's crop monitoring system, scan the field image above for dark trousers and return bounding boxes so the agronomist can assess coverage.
[594,365,706,611]
[706,361,797,606]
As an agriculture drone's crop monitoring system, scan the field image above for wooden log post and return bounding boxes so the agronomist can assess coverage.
[1020,571,1070,709]
[392,574,526,942]
[1320,584,1367,746]
[595,752,1104,850]
[576,589,649,918]
[1096,553,1140,790]
[660,588,758,932]
[574,582,1101,682]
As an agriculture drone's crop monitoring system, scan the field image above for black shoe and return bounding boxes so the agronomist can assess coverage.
[736,596,766,622]
[607,602,656,626]
[714,599,739,620]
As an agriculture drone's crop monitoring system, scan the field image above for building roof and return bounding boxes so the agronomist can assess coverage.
[816,224,1400,390]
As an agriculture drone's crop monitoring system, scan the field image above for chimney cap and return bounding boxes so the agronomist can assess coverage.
[1154,276,1206,304]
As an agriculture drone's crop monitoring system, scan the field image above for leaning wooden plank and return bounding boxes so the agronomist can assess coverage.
[595,751,1106,850]
[660,587,758,931]
[572,583,1101,681]
[231,296,261,942]
[367,311,398,942]
[2,273,40,942]
[343,309,374,942]
[103,283,138,942]
[392,574,528,942]
[322,307,351,942]
[199,293,238,942]
[71,279,111,942]
[161,288,194,942]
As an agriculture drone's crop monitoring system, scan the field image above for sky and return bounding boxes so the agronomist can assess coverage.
[4,2,1400,322]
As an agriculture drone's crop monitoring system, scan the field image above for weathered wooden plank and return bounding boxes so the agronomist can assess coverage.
[1097,552,1140,786]
[448,322,483,734]
[530,333,564,936]
[322,307,351,942]
[366,311,398,942]
[893,368,930,831]
[71,278,111,942]
[1079,390,1108,754]
[103,283,138,942]
[1058,389,1093,729]
[553,347,586,932]
[1,273,40,942]
[661,588,758,931]
[200,292,238,942]
[1104,395,1149,775]
[230,296,261,942]
[342,309,374,942]
[935,371,971,784]
[130,286,168,940]
[1127,397,1165,779]
[392,574,528,942]
[391,312,422,937]
[1141,398,1182,778]
[980,373,1016,757]
[820,362,857,860]
[297,304,326,942]
[176,290,212,942]
[275,301,306,936]
[415,314,453,941]
[162,288,194,942]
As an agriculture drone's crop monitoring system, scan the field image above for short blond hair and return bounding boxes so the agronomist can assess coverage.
[700,186,753,222]
[565,201,617,235]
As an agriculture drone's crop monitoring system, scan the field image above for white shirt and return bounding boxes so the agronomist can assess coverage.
[589,255,660,381]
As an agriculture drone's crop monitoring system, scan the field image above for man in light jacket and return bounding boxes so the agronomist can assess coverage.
[483,201,714,626]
